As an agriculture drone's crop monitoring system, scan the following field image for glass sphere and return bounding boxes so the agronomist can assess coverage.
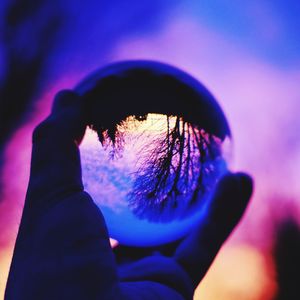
[75,60,231,246]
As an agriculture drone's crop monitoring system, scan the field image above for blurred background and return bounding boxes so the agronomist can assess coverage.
[1,0,300,299]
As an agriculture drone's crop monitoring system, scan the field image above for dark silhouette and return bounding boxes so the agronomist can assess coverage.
[0,0,62,150]
[77,62,230,141]
[5,86,252,299]
[274,219,300,300]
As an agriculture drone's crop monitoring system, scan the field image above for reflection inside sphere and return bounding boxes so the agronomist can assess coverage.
[80,112,230,245]
[76,60,232,246]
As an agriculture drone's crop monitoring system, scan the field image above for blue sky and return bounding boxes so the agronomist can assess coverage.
[185,0,300,67]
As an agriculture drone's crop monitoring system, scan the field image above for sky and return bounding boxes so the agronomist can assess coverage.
[1,1,300,299]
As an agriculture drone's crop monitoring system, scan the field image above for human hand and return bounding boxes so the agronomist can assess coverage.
[115,171,252,299]
[5,91,252,300]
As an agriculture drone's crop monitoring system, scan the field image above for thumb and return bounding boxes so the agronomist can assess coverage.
[174,172,253,287]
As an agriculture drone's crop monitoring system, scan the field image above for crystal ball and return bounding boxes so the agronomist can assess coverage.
[75,60,231,246]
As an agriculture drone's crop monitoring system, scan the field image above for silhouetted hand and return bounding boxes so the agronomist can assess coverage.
[5,91,253,300]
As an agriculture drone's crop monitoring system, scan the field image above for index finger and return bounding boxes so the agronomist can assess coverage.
[27,90,86,207]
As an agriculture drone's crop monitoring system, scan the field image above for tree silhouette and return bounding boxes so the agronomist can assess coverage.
[94,113,224,222]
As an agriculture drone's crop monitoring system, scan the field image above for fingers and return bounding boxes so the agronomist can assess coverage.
[27,90,87,209]
[118,256,194,299]
[174,172,253,287]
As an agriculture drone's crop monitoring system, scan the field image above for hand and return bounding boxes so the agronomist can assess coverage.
[5,91,253,300]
